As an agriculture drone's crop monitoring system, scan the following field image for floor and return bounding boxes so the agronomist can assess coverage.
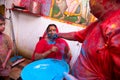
[9,58,31,80]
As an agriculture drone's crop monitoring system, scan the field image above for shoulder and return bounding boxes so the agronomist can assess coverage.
[37,38,47,44]
[3,33,10,38]
[2,33,12,41]
[2,33,13,48]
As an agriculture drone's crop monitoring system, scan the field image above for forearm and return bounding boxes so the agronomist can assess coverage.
[2,49,12,67]
[34,50,52,60]
[58,32,77,41]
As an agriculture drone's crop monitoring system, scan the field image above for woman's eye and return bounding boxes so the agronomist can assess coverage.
[48,29,56,32]
[0,23,5,26]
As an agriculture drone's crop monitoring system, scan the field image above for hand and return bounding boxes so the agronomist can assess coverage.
[63,72,78,80]
[51,46,58,52]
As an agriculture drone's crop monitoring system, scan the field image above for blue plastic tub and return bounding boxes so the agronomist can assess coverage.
[21,58,69,80]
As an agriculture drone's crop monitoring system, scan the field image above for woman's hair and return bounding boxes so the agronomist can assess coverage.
[0,14,5,21]
[46,24,57,33]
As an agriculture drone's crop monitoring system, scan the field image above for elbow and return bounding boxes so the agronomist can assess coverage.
[34,54,43,60]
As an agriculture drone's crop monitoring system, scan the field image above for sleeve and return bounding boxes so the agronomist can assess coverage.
[34,39,46,53]
[74,22,97,42]
[74,30,86,42]
[31,39,46,61]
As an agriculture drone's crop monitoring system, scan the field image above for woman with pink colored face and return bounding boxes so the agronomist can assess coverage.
[32,24,72,64]
[57,0,120,80]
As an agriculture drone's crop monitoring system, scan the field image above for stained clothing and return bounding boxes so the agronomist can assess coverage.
[32,38,70,61]
[0,33,12,76]
[72,10,120,80]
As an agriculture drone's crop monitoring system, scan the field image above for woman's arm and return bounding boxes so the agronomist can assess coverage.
[34,46,58,60]
[34,50,52,60]
[57,22,98,43]
[2,49,12,69]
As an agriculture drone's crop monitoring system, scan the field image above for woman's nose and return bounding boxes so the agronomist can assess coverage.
[51,30,56,33]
